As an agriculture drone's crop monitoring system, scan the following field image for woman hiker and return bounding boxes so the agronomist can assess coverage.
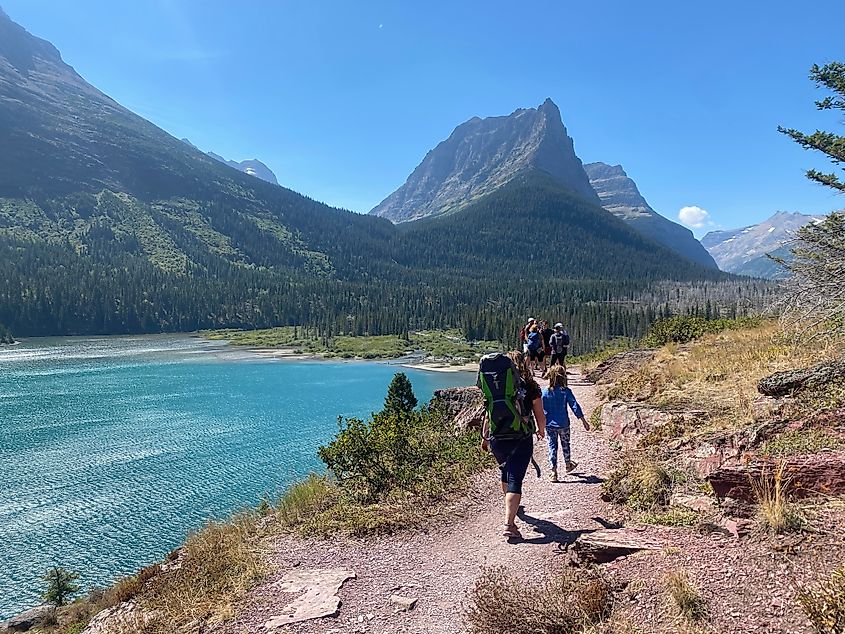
[479,351,546,540]
[542,364,590,482]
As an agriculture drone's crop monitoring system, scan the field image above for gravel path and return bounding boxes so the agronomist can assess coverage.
[222,373,613,633]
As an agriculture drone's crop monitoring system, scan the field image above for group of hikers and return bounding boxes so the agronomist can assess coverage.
[477,318,587,540]
[517,317,570,376]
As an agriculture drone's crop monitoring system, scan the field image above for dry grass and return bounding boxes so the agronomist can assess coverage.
[466,567,613,634]
[274,474,338,529]
[602,452,673,510]
[751,461,804,533]
[796,566,845,634]
[762,427,844,457]
[137,512,266,632]
[666,570,708,622]
[606,322,843,434]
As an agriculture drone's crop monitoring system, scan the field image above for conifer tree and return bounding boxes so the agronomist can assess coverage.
[383,373,418,414]
[778,62,845,338]
[42,567,80,606]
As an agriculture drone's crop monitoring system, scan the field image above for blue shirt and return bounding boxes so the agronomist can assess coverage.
[541,387,584,428]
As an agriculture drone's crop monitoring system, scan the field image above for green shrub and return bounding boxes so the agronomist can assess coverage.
[640,506,700,527]
[590,405,603,431]
[43,567,81,606]
[643,316,760,347]
[318,407,486,504]
[762,428,844,457]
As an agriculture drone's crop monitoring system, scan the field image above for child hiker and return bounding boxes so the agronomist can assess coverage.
[541,364,590,482]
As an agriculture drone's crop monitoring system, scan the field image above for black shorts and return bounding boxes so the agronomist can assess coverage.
[529,349,543,361]
[550,351,567,366]
[490,435,533,494]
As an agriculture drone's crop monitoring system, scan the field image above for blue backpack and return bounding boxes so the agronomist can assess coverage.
[527,331,541,352]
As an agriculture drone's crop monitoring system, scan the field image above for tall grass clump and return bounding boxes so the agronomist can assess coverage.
[666,570,708,622]
[751,461,804,533]
[466,567,612,634]
[602,452,672,510]
[796,566,845,634]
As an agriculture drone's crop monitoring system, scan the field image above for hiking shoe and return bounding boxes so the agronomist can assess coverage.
[503,523,522,539]
[565,460,578,473]
[548,470,558,482]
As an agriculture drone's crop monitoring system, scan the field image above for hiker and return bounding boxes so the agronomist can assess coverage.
[542,365,589,482]
[518,317,535,354]
[540,320,554,373]
[477,350,546,539]
[526,324,543,375]
[548,322,570,370]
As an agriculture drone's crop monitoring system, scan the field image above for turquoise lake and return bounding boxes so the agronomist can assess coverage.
[0,335,473,619]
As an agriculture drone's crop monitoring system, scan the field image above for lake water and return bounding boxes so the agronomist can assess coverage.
[0,335,473,619]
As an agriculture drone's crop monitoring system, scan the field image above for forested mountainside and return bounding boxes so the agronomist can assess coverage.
[0,8,759,351]
[584,162,718,269]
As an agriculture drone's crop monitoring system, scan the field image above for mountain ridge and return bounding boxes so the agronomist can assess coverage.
[370,98,601,222]
[584,162,717,269]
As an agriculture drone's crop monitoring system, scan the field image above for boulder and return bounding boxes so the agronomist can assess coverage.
[707,452,845,501]
[572,528,662,564]
[3,605,55,632]
[389,595,418,612]
[757,358,845,397]
[585,349,656,385]
[601,401,707,449]
[431,386,486,431]
[81,602,146,634]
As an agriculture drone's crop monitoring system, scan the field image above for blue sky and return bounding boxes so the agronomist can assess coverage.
[4,0,844,235]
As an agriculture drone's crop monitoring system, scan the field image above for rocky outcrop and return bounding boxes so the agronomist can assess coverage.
[1,605,55,632]
[757,358,845,397]
[431,386,486,431]
[601,401,708,448]
[584,163,717,269]
[81,602,146,634]
[707,452,845,501]
[585,349,656,386]
[370,98,601,222]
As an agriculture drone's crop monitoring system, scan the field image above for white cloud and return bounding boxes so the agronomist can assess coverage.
[678,205,710,228]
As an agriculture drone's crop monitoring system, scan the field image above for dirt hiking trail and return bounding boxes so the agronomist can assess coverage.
[223,371,612,634]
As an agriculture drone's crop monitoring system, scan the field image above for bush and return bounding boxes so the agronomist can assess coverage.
[797,566,845,634]
[275,474,338,528]
[751,461,804,534]
[602,453,672,510]
[643,316,759,347]
[318,406,486,504]
[466,567,612,634]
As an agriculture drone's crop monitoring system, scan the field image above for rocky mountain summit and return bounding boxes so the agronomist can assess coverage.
[180,139,279,185]
[584,162,717,269]
[701,211,825,277]
[370,98,601,222]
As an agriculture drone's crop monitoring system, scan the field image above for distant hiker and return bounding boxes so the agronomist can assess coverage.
[542,365,589,482]
[526,324,543,375]
[477,350,546,540]
[540,320,554,373]
[549,323,570,369]
[519,317,536,354]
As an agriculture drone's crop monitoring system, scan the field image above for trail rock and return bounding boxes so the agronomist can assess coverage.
[757,358,845,397]
[389,595,418,612]
[572,528,662,564]
[265,568,356,630]
[585,349,656,386]
[2,605,55,632]
[431,386,486,431]
[707,452,845,501]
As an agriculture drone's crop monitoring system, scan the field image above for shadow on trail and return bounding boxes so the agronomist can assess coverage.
[516,506,596,549]
[552,474,605,485]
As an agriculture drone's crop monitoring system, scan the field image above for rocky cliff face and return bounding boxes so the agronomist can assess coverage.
[701,211,825,277]
[370,98,601,222]
[584,162,717,269]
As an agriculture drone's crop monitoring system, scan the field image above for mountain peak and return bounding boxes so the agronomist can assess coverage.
[370,99,600,222]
